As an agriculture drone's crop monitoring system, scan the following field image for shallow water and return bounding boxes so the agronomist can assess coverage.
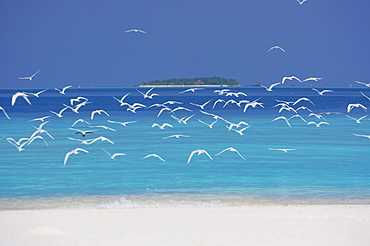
[1,86,370,209]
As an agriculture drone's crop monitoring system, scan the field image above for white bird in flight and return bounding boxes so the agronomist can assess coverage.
[107,120,137,127]
[179,88,204,94]
[91,109,110,120]
[268,148,297,152]
[353,133,370,139]
[260,82,281,92]
[136,88,159,99]
[125,29,147,34]
[307,121,330,127]
[0,106,11,120]
[312,88,333,96]
[64,148,89,165]
[102,148,126,160]
[23,89,47,97]
[355,81,370,87]
[141,153,166,162]
[267,46,286,53]
[11,92,32,106]
[345,115,368,123]
[347,103,367,113]
[55,85,72,95]
[152,123,173,130]
[215,147,246,160]
[162,134,191,139]
[18,69,40,80]
[187,149,213,164]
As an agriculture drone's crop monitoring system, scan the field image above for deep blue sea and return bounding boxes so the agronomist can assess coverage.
[1,86,370,209]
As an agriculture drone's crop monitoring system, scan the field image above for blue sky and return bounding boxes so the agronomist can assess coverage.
[1,0,369,89]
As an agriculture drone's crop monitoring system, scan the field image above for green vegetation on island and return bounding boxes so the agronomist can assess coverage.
[139,77,240,87]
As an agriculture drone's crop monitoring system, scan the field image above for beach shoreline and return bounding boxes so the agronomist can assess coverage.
[1,205,369,246]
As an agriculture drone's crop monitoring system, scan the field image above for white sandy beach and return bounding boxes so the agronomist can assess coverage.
[1,205,369,246]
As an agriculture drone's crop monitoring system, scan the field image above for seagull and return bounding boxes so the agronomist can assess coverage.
[296,0,308,4]
[198,119,218,129]
[260,82,281,92]
[215,147,246,160]
[71,119,91,127]
[101,148,126,160]
[355,81,370,87]
[268,148,296,152]
[23,89,47,97]
[64,148,89,165]
[171,106,193,114]
[30,121,54,140]
[88,136,115,145]
[212,99,226,109]
[11,92,32,106]
[113,93,130,106]
[162,134,191,139]
[55,85,72,94]
[267,46,286,53]
[91,109,110,120]
[308,113,326,121]
[70,97,88,106]
[26,135,49,147]
[307,121,330,127]
[179,88,204,94]
[243,99,264,112]
[347,103,367,113]
[312,88,333,95]
[50,106,69,118]
[292,97,315,106]
[271,116,292,127]
[187,149,213,164]
[136,88,159,99]
[280,76,301,84]
[301,77,322,83]
[141,153,166,162]
[17,69,40,80]
[171,114,195,124]
[226,121,250,131]
[68,128,97,137]
[214,89,230,95]
[345,115,368,123]
[353,133,370,139]
[225,91,248,97]
[6,137,29,152]
[89,125,116,131]
[360,91,370,101]
[107,120,137,127]
[0,106,11,120]
[63,101,91,114]
[231,125,251,135]
[152,123,173,130]
[125,29,147,33]
[189,99,212,109]
[28,115,51,122]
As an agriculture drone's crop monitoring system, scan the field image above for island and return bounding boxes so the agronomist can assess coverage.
[137,77,240,87]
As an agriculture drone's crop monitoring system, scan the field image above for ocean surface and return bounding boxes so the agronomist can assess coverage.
[1,86,370,209]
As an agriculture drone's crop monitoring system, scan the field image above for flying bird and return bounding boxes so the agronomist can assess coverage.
[64,148,89,165]
[215,147,246,160]
[136,87,159,99]
[189,99,212,109]
[11,92,32,106]
[101,149,126,160]
[268,148,297,152]
[91,109,110,120]
[23,89,47,97]
[162,134,191,139]
[68,128,97,137]
[141,153,166,162]
[345,115,368,123]
[260,82,281,92]
[125,29,147,33]
[187,149,213,164]
[152,123,173,130]
[18,69,40,80]
[307,121,330,127]
[347,103,367,113]
[355,81,370,87]
[312,88,333,96]
[107,120,137,127]
[179,88,204,94]
[353,133,370,139]
[267,46,286,53]
[55,85,72,95]
[0,106,11,120]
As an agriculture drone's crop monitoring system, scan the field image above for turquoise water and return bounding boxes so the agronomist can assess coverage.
[0,87,370,209]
